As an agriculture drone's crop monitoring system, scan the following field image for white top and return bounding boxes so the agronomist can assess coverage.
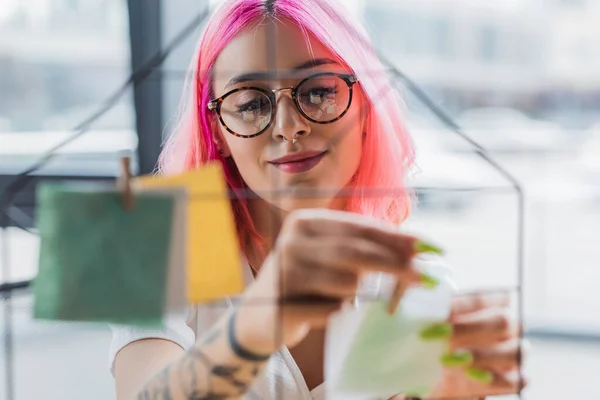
[109,257,449,400]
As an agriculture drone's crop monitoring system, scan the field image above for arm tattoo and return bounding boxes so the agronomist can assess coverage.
[202,326,221,345]
[137,367,173,400]
[137,316,269,399]
[186,347,253,396]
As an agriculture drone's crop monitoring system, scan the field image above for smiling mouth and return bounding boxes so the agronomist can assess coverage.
[269,151,328,174]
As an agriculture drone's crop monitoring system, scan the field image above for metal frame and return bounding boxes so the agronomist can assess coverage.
[1,0,597,344]
[128,0,165,176]
[0,174,115,228]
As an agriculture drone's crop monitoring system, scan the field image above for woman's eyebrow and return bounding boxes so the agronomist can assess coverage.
[224,58,338,89]
[291,57,338,71]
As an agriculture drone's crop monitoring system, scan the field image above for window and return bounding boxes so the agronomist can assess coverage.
[479,26,498,62]
[359,0,600,340]
[432,18,451,58]
[0,0,137,178]
[0,1,197,398]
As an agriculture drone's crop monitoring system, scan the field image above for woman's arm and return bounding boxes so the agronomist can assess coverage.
[114,310,271,400]
[114,338,185,399]
[114,210,436,399]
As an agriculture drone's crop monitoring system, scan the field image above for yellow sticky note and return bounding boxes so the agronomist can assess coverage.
[135,162,244,303]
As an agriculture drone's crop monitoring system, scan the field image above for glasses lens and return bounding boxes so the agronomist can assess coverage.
[297,75,350,122]
[220,89,272,136]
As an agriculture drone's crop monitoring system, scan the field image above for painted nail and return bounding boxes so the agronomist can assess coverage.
[420,272,439,289]
[466,368,494,384]
[404,388,428,398]
[414,239,444,255]
[419,322,453,340]
[440,350,473,367]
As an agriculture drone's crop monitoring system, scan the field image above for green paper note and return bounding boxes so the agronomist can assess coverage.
[334,301,445,396]
[33,182,175,326]
[326,261,455,400]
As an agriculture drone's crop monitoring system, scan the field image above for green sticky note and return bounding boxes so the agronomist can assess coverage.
[334,301,445,397]
[33,182,175,327]
[326,262,455,400]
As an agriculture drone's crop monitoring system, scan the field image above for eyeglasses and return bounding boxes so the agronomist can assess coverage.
[207,72,359,138]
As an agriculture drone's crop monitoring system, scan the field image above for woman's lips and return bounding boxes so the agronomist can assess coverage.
[269,151,328,174]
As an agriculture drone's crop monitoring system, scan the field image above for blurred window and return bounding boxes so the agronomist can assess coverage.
[0,0,137,176]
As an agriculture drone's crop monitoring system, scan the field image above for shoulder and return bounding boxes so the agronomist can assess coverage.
[108,306,197,375]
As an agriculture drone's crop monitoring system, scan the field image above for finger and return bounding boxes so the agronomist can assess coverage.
[288,209,419,262]
[451,311,512,348]
[387,281,408,315]
[451,292,510,317]
[481,370,527,395]
[283,261,360,299]
[284,235,423,283]
[453,368,526,398]
[283,299,344,328]
[326,238,417,278]
[470,340,524,373]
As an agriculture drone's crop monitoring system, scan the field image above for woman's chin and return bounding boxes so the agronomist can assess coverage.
[275,197,335,213]
[252,178,351,213]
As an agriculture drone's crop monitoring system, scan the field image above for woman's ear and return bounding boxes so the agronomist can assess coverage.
[361,104,370,139]
[359,89,370,134]
[212,127,231,158]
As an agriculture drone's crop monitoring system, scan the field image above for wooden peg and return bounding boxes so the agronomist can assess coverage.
[119,156,135,211]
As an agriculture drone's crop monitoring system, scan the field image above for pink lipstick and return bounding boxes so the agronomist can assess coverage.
[268,150,327,174]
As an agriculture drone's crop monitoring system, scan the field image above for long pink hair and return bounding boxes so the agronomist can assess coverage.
[158,0,415,259]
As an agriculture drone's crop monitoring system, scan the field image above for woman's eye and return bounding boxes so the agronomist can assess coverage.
[301,87,337,104]
[236,98,268,113]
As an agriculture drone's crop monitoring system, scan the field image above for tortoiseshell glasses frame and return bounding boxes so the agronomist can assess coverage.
[207,72,359,139]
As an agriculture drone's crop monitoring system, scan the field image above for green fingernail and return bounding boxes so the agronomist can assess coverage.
[404,388,429,398]
[414,239,444,255]
[420,272,439,289]
[440,350,474,367]
[466,368,493,384]
[419,322,453,340]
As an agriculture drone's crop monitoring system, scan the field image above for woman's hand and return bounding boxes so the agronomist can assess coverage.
[235,209,428,354]
[429,292,528,399]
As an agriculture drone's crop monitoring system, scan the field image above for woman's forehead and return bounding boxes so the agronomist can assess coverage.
[213,20,342,88]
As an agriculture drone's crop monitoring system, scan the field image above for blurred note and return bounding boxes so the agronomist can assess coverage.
[325,261,454,400]
[135,162,244,303]
[34,182,175,326]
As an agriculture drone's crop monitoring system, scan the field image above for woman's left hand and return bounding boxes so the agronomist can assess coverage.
[427,291,528,399]
[390,292,527,400]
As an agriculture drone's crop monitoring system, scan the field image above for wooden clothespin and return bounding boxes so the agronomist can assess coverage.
[119,156,135,211]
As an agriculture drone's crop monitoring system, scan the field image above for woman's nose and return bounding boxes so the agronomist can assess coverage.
[271,92,311,144]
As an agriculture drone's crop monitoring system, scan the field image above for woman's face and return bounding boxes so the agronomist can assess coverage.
[212,19,366,212]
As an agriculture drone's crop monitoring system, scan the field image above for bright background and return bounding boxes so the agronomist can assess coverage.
[1,0,599,399]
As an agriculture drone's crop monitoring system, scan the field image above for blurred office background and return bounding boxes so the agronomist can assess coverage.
[1,0,599,398]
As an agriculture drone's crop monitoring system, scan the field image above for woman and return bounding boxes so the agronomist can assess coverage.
[110,0,525,399]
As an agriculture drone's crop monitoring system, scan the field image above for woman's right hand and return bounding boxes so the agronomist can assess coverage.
[234,209,429,355]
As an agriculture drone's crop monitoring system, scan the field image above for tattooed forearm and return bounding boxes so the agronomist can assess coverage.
[137,367,173,400]
[138,347,262,400]
[202,326,221,345]
[136,312,270,400]
[184,347,259,396]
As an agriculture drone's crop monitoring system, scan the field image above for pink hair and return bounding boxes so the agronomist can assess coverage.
[158,0,415,259]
